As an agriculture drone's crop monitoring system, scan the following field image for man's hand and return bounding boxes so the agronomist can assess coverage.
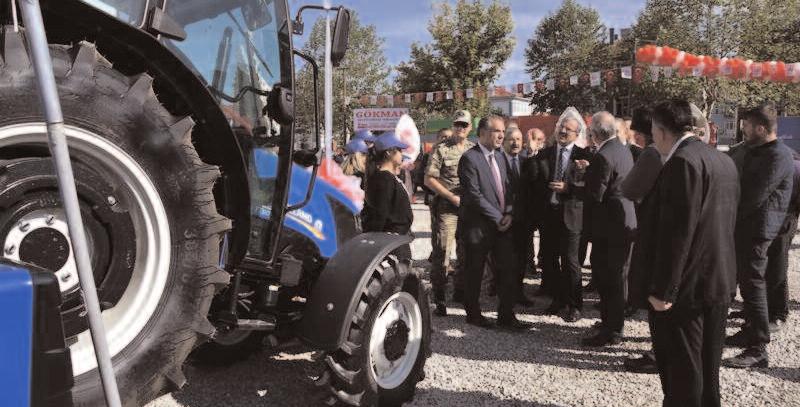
[498,214,512,232]
[648,295,673,312]
[549,181,567,193]
[574,159,590,171]
[449,195,461,207]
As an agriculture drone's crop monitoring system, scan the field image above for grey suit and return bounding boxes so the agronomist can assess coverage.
[585,137,636,334]
[458,145,516,321]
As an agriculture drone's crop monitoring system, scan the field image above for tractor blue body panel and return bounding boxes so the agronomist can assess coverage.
[252,149,360,258]
[0,264,34,407]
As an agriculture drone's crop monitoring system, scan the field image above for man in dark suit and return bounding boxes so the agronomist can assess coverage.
[634,100,739,407]
[503,126,535,306]
[582,111,637,346]
[526,118,592,322]
[458,114,529,330]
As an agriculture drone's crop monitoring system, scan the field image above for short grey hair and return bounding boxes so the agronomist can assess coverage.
[590,111,617,141]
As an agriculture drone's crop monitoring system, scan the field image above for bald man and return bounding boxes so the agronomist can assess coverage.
[523,128,546,159]
[583,111,637,346]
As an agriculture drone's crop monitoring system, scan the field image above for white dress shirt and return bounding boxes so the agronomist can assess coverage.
[663,133,695,163]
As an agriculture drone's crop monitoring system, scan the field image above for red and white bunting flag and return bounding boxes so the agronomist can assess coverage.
[590,72,601,87]
[523,82,533,94]
[466,88,474,99]
[426,92,434,102]
[384,95,394,107]
[692,66,704,77]
[545,79,555,91]
[404,94,411,103]
[369,95,377,105]
[569,75,578,85]
[663,67,673,78]
[621,66,633,79]
[649,66,660,81]
[516,83,524,94]
[446,90,453,100]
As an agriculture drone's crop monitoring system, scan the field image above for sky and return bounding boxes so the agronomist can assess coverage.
[290,0,647,86]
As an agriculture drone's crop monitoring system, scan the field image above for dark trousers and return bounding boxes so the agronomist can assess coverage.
[766,214,797,322]
[463,228,516,321]
[512,222,535,297]
[735,233,772,347]
[591,234,630,333]
[650,304,727,407]
[542,205,583,309]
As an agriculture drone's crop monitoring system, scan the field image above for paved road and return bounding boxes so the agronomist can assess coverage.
[148,201,800,406]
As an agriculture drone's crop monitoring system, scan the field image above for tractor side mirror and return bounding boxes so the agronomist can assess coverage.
[265,85,294,126]
[330,7,351,67]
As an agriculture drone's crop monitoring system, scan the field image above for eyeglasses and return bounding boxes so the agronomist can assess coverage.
[559,130,578,136]
[453,122,469,129]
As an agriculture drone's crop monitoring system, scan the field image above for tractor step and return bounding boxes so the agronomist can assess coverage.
[236,318,276,331]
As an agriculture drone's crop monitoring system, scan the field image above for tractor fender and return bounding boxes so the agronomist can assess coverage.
[297,232,413,350]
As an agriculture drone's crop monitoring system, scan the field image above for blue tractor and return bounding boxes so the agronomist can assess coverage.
[0,1,430,405]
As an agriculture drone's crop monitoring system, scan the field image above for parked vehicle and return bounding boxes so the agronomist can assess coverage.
[0,1,430,405]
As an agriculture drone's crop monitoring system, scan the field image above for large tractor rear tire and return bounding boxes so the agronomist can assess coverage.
[322,253,431,406]
[0,30,230,406]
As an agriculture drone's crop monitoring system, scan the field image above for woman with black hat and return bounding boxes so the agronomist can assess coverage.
[361,132,414,244]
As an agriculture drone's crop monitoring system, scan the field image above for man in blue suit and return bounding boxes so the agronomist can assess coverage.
[458,114,529,330]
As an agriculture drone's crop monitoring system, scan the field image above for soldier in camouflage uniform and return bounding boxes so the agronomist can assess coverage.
[425,110,475,316]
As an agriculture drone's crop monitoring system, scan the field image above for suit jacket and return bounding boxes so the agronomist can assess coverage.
[457,145,514,244]
[525,144,592,232]
[584,137,637,239]
[631,137,739,309]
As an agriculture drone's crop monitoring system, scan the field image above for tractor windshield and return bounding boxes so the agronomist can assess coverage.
[164,0,292,131]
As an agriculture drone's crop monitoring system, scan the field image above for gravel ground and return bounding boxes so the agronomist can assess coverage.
[148,200,800,407]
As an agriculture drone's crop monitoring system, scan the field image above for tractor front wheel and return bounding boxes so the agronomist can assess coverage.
[322,253,431,406]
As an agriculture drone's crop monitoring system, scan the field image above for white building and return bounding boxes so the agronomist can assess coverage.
[490,94,534,117]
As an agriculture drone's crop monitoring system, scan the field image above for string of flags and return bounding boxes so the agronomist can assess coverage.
[346,45,799,109]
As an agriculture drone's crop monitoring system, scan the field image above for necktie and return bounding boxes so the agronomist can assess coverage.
[555,146,569,181]
[489,153,505,210]
[512,156,519,178]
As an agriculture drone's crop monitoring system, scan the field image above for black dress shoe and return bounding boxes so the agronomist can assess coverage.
[544,301,564,316]
[562,307,582,323]
[433,302,447,317]
[624,351,658,374]
[465,315,494,329]
[725,330,751,348]
[496,318,532,332]
[624,306,638,318]
[723,347,769,369]
[581,330,622,347]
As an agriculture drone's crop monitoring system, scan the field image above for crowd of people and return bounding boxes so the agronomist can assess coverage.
[338,100,798,407]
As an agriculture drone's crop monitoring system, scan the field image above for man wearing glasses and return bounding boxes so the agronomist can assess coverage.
[425,110,475,316]
[527,118,592,322]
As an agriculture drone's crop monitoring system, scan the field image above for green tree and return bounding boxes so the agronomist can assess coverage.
[617,0,800,116]
[394,0,515,125]
[524,0,611,113]
[294,12,391,147]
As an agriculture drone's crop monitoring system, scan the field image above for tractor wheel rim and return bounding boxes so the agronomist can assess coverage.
[368,291,422,390]
[0,123,171,377]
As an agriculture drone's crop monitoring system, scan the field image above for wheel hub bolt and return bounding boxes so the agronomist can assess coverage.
[45,215,55,225]
[4,244,15,255]
[107,196,117,205]
[19,222,30,232]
